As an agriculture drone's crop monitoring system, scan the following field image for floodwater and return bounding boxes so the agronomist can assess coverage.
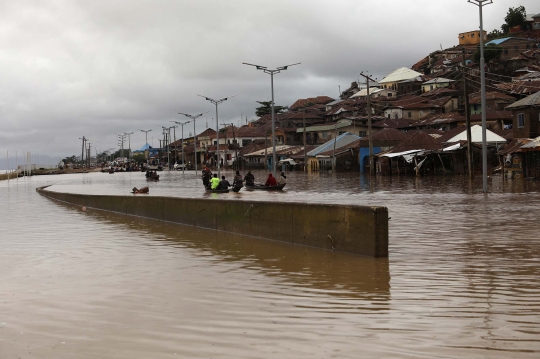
[1,170,539,358]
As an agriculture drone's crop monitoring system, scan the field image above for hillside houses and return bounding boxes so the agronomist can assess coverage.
[159,26,540,178]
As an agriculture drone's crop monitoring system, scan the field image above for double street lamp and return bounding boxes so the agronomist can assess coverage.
[197,94,236,178]
[242,62,300,176]
[178,111,208,175]
[138,129,152,160]
[468,0,492,193]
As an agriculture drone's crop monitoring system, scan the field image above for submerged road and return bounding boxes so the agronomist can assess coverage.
[1,170,539,358]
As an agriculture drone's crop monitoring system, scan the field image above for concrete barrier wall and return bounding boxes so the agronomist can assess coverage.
[37,187,389,257]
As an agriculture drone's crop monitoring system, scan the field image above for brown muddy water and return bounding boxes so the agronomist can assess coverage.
[1,170,539,358]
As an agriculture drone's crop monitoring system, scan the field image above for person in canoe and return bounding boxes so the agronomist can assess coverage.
[244,171,255,187]
[233,171,243,190]
[218,175,231,190]
[210,174,220,190]
[265,173,278,187]
[278,171,287,185]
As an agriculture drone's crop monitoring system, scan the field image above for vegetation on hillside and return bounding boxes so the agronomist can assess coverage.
[488,5,529,39]
[255,101,288,117]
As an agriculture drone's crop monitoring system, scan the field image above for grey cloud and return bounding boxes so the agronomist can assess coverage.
[0,0,537,161]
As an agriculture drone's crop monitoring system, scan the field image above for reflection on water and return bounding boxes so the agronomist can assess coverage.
[1,172,539,358]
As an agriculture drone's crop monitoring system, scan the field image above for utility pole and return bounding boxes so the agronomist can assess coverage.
[264,128,268,171]
[220,123,228,170]
[332,122,338,172]
[359,72,376,176]
[303,109,307,172]
[124,132,134,161]
[87,142,91,168]
[468,0,492,193]
[228,123,238,170]
[161,126,175,171]
[79,136,86,166]
[118,134,126,161]
[462,48,474,179]
[171,120,190,174]
[172,126,177,165]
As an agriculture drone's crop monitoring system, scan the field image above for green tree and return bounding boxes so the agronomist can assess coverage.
[62,155,78,164]
[487,28,504,40]
[132,153,145,162]
[474,44,503,63]
[502,6,527,33]
[255,101,288,117]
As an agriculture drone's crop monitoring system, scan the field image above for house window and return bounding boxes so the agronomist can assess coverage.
[518,113,525,128]
[474,104,479,111]
[394,113,398,119]
[213,140,217,145]
[388,93,392,97]
[359,131,367,137]
[408,112,412,118]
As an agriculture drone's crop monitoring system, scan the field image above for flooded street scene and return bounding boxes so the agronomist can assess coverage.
[1,171,540,358]
[2,0,540,358]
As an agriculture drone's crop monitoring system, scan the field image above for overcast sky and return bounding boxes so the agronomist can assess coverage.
[0,0,537,166]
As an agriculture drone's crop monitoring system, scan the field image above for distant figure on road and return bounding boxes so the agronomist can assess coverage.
[244,171,255,186]
[265,173,277,187]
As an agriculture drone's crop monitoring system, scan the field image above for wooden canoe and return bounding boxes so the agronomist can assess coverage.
[245,183,285,191]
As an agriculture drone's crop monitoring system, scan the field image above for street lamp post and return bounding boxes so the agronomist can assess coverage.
[468,0,492,193]
[242,62,300,176]
[178,111,208,175]
[138,129,152,161]
[171,120,191,174]
[197,94,236,178]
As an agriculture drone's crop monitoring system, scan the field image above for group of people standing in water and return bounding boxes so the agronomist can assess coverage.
[201,165,287,191]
